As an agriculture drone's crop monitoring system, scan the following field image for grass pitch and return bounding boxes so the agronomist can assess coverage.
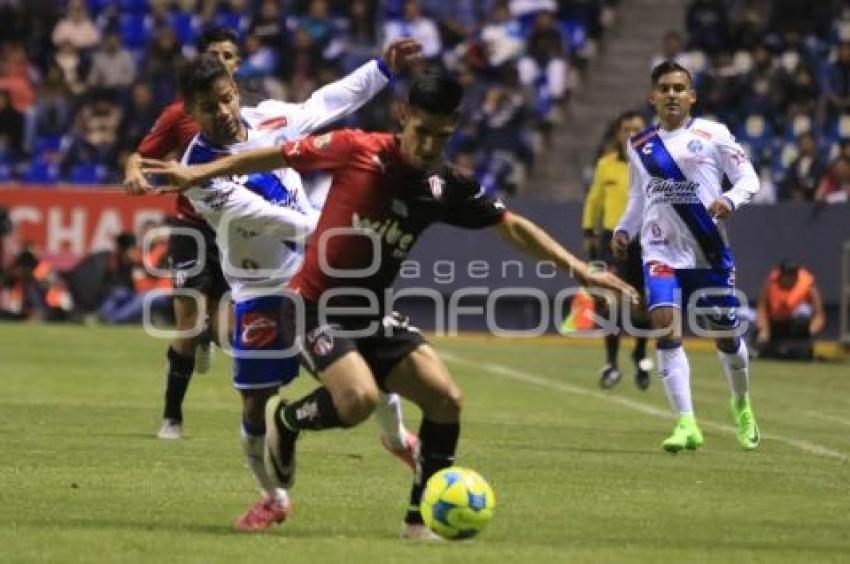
[1,323,849,563]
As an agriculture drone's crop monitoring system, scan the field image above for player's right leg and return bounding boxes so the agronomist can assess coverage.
[645,263,702,452]
[158,294,202,439]
[232,295,297,531]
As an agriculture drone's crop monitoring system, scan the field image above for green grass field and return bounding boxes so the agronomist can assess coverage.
[2,323,849,563]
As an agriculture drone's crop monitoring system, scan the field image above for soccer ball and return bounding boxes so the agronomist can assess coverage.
[420,466,496,540]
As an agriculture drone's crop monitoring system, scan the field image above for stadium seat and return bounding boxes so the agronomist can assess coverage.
[735,114,775,160]
[170,11,198,46]
[67,162,106,185]
[119,14,152,50]
[118,0,150,15]
[20,157,60,184]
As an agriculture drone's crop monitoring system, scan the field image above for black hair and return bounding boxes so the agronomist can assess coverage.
[196,26,239,53]
[408,72,464,116]
[615,110,644,127]
[778,260,799,276]
[651,60,693,87]
[116,232,137,251]
[178,53,233,106]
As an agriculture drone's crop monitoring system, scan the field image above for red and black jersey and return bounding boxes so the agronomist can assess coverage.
[138,97,205,225]
[283,129,506,307]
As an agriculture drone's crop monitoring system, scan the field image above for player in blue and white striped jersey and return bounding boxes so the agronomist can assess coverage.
[613,61,761,453]
[169,48,421,530]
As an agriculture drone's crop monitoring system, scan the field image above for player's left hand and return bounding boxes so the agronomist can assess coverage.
[383,39,424,75]
[577,268,640,305]
[139,158,197,193]
[707,198,733,220]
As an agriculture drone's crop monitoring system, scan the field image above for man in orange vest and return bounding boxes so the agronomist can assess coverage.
[756,261,825,360]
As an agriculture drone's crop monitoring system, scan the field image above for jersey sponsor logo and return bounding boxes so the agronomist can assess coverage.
[351,212,416,259]
[647,261,675,278]
[692,128,712,140]
[641,141,654,155]
[202,187,235,210]
[427,174,445,199]
[312,132,333,150]
[646,177,700,204]
[240,312,279,348]
[257,116,288,130]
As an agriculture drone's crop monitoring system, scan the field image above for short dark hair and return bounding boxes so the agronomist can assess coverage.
[408,73,464,116]
[778,260,799,276]
[196,26,239,53]
[651,60,693,86]
[616,110,644,127]
[179,53,233,106]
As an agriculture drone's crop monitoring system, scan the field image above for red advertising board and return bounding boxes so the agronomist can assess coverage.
[0,185,176,261]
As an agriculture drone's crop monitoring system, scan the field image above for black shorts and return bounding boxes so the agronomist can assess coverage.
[286,302,427,391]
[167,219,228,301]
[598,230,645,292]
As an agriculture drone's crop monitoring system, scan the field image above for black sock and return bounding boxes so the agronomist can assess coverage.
[604,333,620,366]
[633,337,648,364]
[405,419,460,525]
[279,387,345,432]
[163,347,194,422]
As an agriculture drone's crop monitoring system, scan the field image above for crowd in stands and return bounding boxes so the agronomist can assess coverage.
[658,0,850,204]
[0,0,619,196]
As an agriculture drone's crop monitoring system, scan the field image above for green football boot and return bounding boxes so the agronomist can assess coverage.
[731,395,760,451]
[662,414,704,453]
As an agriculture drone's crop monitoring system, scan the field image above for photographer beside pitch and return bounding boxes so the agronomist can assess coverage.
[143,73,637,538]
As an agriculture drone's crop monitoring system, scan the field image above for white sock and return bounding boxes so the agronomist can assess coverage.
[240,425,281,497]
[657,344,694,416]
[717,339,749,400]
[373,392,407,448]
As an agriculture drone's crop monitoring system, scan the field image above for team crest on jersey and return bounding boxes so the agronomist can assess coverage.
[427,174,445,199]
[687,139,704,154]
[649,221,663,238]
[312,132,333,150]
[308,325,335,357]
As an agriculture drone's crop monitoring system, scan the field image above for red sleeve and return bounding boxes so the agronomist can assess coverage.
[281,130,358,173]
[138,104,185,158]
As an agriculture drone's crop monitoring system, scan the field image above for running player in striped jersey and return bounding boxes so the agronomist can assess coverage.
[613,61,761,452]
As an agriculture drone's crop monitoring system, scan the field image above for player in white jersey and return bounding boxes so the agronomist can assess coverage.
[613,61,760,453]
[173,51,421,530]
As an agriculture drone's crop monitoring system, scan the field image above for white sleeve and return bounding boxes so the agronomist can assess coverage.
[288,59,391,135]
[615,146,645,241]
[185,180,316,243]
[716,125,760,210]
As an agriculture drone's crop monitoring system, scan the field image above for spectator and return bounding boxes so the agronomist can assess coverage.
[279,27,323,102]
[51,0,100,51]
[782,132,825,201]
[823,41,850,121]
[384,0,442,61]
[739,44,783,117]
[650,30,687,71]
[480,1,524,69]
[143,26,186,106]
[338,0,379,72]
[756,261,825,361]
[815,154,850,203]
[0,42,37,114]
[686,0,729,54]
[87,31,137,95]
[117,82,159,159]
[64,92,124,171]
[0,90,25,158]
[251,0,287,49]
[32,63,73,139]
[518,10,569,120]
[53,41,87,96]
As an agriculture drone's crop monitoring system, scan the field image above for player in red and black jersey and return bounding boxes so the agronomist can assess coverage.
[144,74,638,538]
[123,27,241,440]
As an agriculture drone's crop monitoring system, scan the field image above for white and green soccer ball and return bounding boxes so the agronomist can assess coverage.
[420,466,496,540]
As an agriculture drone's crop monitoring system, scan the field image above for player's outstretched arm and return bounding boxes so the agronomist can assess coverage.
[141,147,289,192]
[495,211,639,301]
[123,152,154,195]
